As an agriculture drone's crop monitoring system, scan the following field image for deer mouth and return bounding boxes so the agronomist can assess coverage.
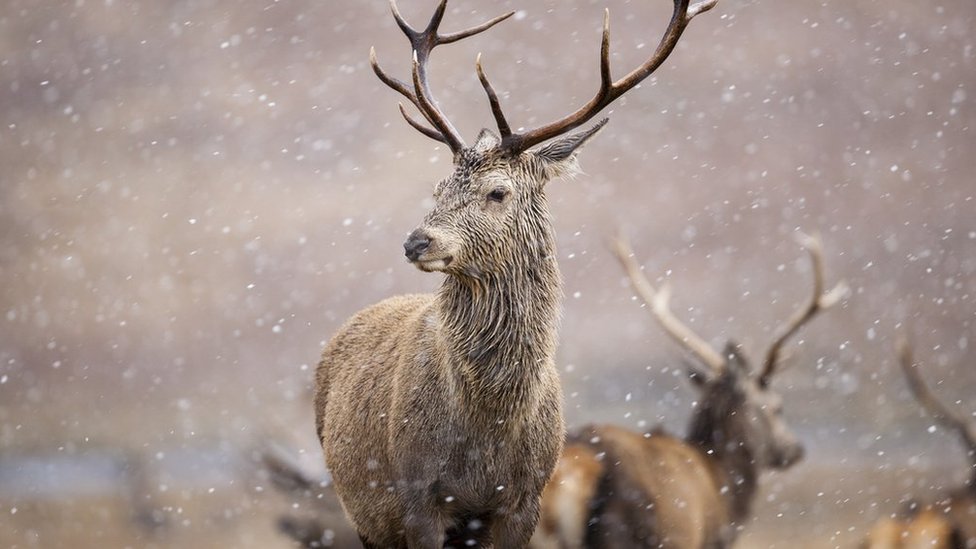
[414,256,453,272]
[771,443,805,469]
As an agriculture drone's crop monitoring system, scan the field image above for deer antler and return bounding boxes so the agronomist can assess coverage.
[259,444,346,546]
[476,0,720,154]
[370,0,515,153]
[758,233,846,387]
[611,233,725,374]
[897,338,976,465]
[261,444,324,500]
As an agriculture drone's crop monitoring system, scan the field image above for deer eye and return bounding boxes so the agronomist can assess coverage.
[487,188,508,202]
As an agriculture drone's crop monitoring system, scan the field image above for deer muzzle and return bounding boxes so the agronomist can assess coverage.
[404,229,432,262]
[404,228,455,272]
[776,441,805,469]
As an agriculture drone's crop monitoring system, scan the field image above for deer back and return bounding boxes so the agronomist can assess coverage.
[863,509,962,549]
[531,441,608,549]
[531,424,730,549]
[935,489,976,548]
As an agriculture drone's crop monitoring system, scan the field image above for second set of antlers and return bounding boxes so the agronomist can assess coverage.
[370,0,720,154]
[898,339,976,461]
[611,232,848,385]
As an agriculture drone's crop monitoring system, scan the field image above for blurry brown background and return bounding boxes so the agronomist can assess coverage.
[1,0,974,547]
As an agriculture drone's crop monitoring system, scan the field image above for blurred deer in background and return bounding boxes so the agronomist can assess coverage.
[315,1,723,547]
[863,339,976,549]
[531,233,845,549]
[259,444,361,548]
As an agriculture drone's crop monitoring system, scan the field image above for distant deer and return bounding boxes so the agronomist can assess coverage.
[531,233,845,549]
[258,444,361,548]
[863,339,976,549]
[314,1,723,547]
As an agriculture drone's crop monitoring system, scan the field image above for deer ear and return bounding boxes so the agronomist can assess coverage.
[723,340,752,374]
[682,358,713,388]
[533,118,609,179]
[686,368,708,388]
[474,128,501,152]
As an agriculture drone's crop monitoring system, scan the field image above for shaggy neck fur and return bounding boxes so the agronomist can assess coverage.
[686,390,759,526]
[436,194,561,419]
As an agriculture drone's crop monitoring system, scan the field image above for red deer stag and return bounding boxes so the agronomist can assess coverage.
[531,233,845,548]
[863,339,976,549]
[314,1,723,547]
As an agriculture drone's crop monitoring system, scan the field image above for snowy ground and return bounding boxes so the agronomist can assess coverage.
[1,419,968,548]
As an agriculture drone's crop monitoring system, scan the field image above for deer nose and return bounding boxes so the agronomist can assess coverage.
[403,230,431,261]
[780,443,804,468]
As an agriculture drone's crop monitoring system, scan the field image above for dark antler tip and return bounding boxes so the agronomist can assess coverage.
[475,53,488,76]
[429,0,449,29]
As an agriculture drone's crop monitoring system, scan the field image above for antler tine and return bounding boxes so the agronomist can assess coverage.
[375,0,515,152]
[897,338,976,460]
[261,444,321,498]
[372,47,446,134]
[424,0,449,35]
[370,48,422,110]
[441,10,515,44]
[688,0,721,19]
[502,0,720,154]
[411,50,465,152]
[388,0,514,47]
[476,53,512,138]
[599,10,612,95]
[611,233,725,373]
[759,233,847,386]
[390,0,419,39]
[398,103,448,144]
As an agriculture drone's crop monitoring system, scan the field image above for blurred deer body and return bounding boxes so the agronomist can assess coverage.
[316,0,726,545]
[534,347,801,549]
[863,342,976,549]
[539,425,737,549]
[870,463,976,549]
[532,234,844,549]
[866,506,967,549]
[948,492,976,546]
[259,445,362,548]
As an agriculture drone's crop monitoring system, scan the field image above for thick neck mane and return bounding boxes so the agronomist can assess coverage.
[435,210,561,412]
[686,395,759,525]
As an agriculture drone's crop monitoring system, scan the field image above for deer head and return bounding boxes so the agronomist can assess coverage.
[401,123,607,277]
[612,232,847,469]
[370,0,720,276]
[689,341,804,469]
